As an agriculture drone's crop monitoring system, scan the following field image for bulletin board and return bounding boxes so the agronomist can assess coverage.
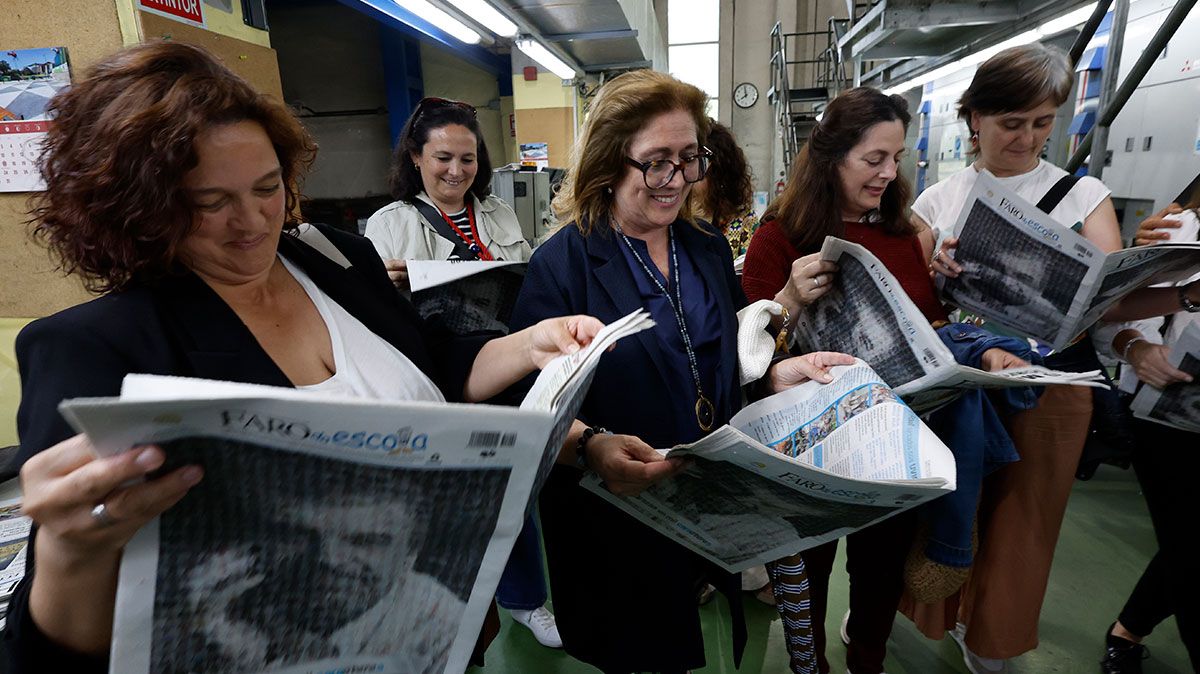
[0,0,126,318]
[139,11,283,100]
[515,107,577,170]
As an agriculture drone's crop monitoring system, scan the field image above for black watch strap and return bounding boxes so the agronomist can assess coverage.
[575,426,610,470]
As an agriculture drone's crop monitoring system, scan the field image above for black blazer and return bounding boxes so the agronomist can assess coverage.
[4,223,487,673]
[507,218,747,672]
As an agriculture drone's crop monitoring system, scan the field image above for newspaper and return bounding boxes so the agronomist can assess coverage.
[407,261,528,335]
[939,171,1200,351]
[1130,321,1200,433]
[0,498,31,630]
[794,237,1108,412]
[581,360,956,573]
[57,309,652,674]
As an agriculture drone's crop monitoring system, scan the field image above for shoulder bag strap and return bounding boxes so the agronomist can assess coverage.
[1034,174,1081,215]
[411,199,480,261]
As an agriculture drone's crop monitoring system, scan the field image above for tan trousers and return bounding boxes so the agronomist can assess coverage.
[899,385,1093,659]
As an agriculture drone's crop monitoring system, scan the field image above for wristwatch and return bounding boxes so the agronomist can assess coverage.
[1181,283,1200,313]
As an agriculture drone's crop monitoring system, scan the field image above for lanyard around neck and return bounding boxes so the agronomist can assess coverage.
[437,203,493,261]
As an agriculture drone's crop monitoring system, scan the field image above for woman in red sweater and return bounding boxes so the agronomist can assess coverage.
[743,87,1021,674]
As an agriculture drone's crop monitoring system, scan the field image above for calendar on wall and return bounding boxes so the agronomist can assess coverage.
[0,47,72,193]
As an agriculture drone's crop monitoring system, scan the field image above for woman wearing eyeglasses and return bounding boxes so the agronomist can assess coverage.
[507,69,852,674]
[365,97,531,290]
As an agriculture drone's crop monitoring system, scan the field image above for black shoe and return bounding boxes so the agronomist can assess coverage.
[1100,627,1148,674]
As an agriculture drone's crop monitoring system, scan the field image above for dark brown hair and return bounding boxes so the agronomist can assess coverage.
[29,40,317,294]
[765,87,913,253]
[701,119,754,230]
[387,99,493,203]
[958,43,1073,140]
[552,69,709,234]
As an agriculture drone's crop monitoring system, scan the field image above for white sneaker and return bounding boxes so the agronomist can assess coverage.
[840,609,851,646]
[950,623,1008,674]
[510,605,563,648]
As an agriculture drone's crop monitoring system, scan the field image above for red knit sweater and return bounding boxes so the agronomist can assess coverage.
[742,217,948,323]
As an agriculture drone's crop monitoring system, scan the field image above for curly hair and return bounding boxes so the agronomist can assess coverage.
[387,99,492,203]
[29,40,317,293]
[552,69,709,234]
[701,120,754,230]
[765,87,913,254]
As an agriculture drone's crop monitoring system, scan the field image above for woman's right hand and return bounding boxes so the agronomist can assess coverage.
[383,259,409,290]
[1133,204,1183,246]
[23,435,202,564]
[775,253,838,312]
[1127,341,1194,389]
[930,236,962,278]
[586,433,686,496]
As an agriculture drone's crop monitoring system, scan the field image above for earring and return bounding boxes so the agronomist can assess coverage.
[970,131,979,145]
[606,186,613,194]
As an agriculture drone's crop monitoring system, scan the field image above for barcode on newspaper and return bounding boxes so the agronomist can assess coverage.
[468,431,517,449]
[921,348,935,362]
[1073,243,1090,255]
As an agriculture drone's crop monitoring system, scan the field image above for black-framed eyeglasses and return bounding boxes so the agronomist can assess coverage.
[625,147,713,189]
[412,97,477,128]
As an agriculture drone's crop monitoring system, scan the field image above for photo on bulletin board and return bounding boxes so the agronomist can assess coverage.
[520,142,549,170]
[0,47,72,193]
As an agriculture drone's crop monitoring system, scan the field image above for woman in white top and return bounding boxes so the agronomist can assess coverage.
[902,43,1200,674]
[365,97,532,289]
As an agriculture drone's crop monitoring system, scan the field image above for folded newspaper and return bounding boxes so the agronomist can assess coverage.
[406,260,528,335]
[582,360,956,573]
[796,237,1108,412]
[57,309,652,674]
[0,498,31,631]
[939,171,1200,351]
[1130,320,1200,433]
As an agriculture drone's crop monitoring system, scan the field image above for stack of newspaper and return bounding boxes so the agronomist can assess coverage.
[1131,321,1200,433]
[407,260,528,334]
[939,171,1200,351]
[58,310,653,674]
[795,237,1109,412]
[583,359,957,573]
[0,497,31,631]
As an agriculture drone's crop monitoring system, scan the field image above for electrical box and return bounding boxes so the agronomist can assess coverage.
[491,168,553,245]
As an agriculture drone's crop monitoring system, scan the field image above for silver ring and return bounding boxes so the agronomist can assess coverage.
[91,503,116,527]
[812,275,822,288]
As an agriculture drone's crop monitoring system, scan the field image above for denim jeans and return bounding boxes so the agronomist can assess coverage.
[495,513,549,610]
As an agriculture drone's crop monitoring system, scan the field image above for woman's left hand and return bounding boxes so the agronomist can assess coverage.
[980,347,1029,372]
[526,315,607,369]
[768,352,857,392]
[930,237,962,278]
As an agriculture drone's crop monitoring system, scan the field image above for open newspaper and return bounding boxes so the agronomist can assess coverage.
[581,360,955,573]
[795,237,1108,412]
[1130,321,1200,433]
[57,309,652,674]
[0,498,31,630]
[939,171,1200,351]
[407,260,528,334]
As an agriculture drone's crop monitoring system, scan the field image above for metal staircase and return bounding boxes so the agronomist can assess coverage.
[768,18,852,170]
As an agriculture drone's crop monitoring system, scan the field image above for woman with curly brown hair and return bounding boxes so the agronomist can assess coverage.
[693,120,760,256]
[4,40,601,673]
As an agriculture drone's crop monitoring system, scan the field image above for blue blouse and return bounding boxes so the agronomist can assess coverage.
[616,225,724,443]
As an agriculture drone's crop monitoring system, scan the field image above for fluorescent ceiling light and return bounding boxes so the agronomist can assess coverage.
[392,0,482,44]
[447,0,518,37]
[516,38,577,79]
[883,3,1098,96]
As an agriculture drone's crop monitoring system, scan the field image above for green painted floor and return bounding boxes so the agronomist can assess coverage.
[473,465,1191,673]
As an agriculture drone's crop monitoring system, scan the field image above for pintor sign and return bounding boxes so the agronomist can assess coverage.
[138,0,207,28]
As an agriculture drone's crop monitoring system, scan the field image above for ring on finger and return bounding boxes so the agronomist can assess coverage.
[812,275,822,288]
[91,503,117,527]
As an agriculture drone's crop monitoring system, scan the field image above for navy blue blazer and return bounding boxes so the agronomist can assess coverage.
[507,217,748,672]
[5,223,487,674]
[510,218,747,447]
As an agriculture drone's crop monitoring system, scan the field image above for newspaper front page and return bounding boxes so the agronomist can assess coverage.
[794,237,1107,412]
[0,498,30,630]
[407,260,528,335]
[939,171,1200,350]
[581,361,957,573]
[57,310,653,674]
[1130,321,1200,433]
